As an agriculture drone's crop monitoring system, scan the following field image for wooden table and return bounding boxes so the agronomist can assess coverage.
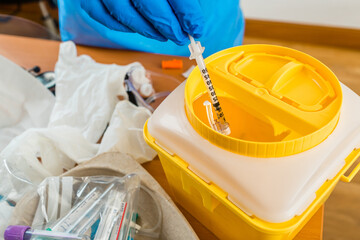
[0,34,323,240]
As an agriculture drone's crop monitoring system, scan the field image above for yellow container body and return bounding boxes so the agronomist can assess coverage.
[144,45,360,239]
[144,122,360,239]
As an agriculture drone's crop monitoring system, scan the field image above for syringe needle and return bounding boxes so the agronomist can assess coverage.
[188,35,231,135]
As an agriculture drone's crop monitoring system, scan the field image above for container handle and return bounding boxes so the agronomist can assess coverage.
[341,148,360,183]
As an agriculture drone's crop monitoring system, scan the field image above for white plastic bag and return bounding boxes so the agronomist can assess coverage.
[0,56,55,152]
[98,101,157,163]
[1,127,98,185]
[49,42,142,143]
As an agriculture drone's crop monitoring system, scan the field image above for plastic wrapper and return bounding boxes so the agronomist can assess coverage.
[30,174,140,240]
[8,153,198,240]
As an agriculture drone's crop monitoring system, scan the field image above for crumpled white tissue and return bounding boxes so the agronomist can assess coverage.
[0,56,55,152]
[98,100,157,164]
[49,41,142,143]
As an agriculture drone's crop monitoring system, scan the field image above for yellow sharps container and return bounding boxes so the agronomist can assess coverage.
[144,45,360,239]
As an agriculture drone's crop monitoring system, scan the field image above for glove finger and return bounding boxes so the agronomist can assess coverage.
[81,0,133,32]
[167,0,205,38]
[131,0,188,45]
[102,0,167,42]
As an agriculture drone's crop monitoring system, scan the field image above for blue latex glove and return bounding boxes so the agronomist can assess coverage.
[80,0,205,45]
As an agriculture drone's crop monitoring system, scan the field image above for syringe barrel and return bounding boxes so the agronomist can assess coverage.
[195,56,206,72]
[188,35,231,135]
[50,187,99,232]
[50,184,114,234]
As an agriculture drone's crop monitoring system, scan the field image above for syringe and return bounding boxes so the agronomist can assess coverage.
[188,35,231,135]
[49,184,114,234]
[4,225,83,240]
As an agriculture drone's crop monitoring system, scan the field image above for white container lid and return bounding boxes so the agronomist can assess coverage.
[147,82,360,223]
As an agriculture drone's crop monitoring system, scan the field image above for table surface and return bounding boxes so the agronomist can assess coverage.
[0,34,323,240]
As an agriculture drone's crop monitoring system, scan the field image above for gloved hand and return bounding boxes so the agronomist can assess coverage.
[80,0,205,45]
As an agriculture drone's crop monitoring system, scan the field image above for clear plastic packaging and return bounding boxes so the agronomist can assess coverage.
[145,71,182,110]
[31,174,140,240]
[135,185,162,239]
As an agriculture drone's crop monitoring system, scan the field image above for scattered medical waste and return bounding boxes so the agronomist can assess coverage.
[188,35,231,135]
[4,175,141,240]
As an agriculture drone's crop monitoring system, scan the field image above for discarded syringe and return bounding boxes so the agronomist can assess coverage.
[49,184,114,235]
[188,35,231,135]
